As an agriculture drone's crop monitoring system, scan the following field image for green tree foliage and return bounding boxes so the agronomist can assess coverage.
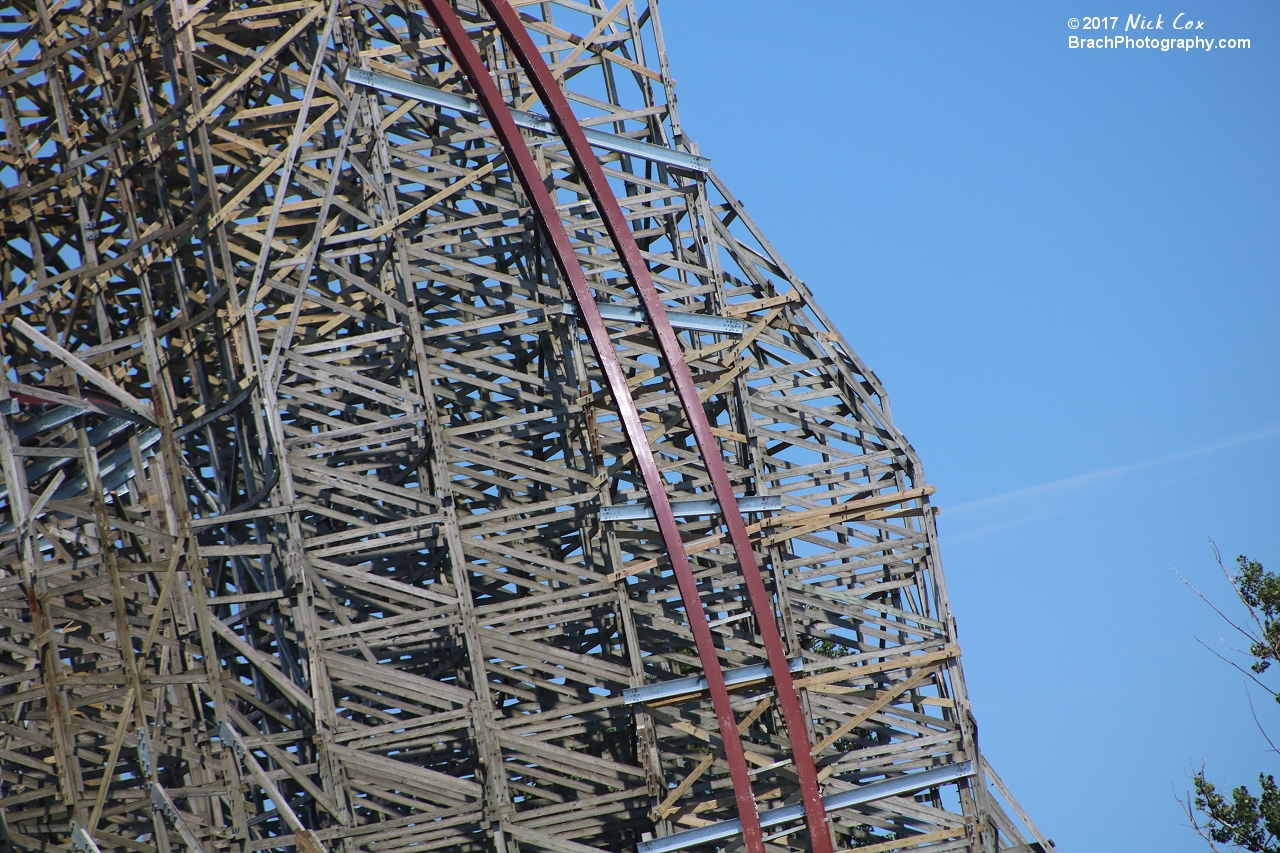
[1193,772,1280,852]
[1185,555,1280,852]
[1236,557,1280,679]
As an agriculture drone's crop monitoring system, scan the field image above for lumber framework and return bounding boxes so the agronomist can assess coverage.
[0,1,1053,852]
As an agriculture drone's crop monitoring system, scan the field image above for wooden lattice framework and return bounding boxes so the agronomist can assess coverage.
[0,1,1053,852]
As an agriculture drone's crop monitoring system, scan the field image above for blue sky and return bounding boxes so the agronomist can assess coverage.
[660,3,1279,851]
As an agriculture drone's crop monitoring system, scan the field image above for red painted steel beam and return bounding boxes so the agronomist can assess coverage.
[415,2,766,850]
[477,3,834,850]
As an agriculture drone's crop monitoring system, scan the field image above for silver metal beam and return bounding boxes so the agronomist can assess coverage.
[151,781,210,853]
[624,657,804,705]
[601,494,781,522]
[567,302,745,335]
[71,825,104,853]
[637,761,976,853]
[345,68,710,173]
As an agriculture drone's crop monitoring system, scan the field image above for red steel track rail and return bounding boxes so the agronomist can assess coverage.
[417,1,767,849]
[477,3,834,850]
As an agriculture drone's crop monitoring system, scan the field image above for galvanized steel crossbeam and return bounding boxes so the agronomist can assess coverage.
[600,495,780,522]
[345,67,711,173]
[638,762,977,853]
[623,657,804,706]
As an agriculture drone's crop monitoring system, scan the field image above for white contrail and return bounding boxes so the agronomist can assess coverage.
[945,421,1280,518]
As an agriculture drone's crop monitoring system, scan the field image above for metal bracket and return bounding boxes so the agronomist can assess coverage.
[151,781,208,853]
[150,781,179,822]
[217,719,248,761]
[71,824,104,853]
[136,727,152,778]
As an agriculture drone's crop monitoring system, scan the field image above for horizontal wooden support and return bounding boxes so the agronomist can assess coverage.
[850,827,969,853]
[796,646,960,691]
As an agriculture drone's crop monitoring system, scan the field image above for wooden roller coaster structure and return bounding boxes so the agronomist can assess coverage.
[0,1,1053,852]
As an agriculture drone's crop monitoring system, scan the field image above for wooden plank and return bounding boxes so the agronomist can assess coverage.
[11,319,156,422]
[796,646,961,690]
[850,828,968,853]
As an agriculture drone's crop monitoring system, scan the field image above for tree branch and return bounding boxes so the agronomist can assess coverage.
[1178,779,1230,853]
[1246,687,1280,756]
[1211,537,1268,638]
[1194,638,1275,695]
[1176,566,1260,645]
